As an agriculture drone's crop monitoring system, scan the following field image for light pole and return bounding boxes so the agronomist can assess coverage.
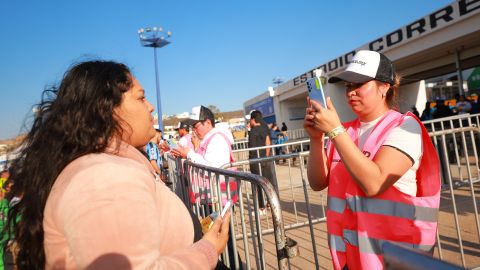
[138,26,171,131]
[272,77,284,88]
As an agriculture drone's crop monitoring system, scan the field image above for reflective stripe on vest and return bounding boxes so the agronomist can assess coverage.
[342,229,435,254]
[325,111,441,270]
[327,196,346,214]
[328,195,438,222]
[329,234,346,252]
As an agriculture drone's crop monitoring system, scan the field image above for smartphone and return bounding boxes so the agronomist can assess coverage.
[168,140,177,150]
[220,199,233,218]
[200,200,233,233]
[306,69,326,108]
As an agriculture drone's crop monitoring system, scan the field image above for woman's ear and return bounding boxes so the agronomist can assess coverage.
[379,82,390,96]
[383,82,391,91]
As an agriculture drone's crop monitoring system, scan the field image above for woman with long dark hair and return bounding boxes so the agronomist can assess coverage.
[5,60,230,269]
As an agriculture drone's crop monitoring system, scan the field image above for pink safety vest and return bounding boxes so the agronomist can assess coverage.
[188,132,239,205]
[326,110,440,270]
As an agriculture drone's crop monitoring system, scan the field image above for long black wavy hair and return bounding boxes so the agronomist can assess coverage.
[5,60,133,269]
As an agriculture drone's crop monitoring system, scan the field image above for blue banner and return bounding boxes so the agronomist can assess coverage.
[245,97,275,118]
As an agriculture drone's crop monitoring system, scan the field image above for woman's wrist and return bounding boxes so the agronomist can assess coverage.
[308,131,325,142]
[327,125,346,140]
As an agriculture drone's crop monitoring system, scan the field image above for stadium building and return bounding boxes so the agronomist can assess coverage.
[244,1,480,129]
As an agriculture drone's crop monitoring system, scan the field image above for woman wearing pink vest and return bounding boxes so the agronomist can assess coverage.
[304,50,440,270]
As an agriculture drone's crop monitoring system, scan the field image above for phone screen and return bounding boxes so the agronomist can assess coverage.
[168,140,177,150]
[306,77,326,108]
[221,200,233,218]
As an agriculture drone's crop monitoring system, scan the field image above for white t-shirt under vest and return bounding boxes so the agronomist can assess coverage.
[358,115,423,196]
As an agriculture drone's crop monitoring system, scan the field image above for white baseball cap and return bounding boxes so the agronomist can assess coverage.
[328,50,395,85]
[184,105,214,126]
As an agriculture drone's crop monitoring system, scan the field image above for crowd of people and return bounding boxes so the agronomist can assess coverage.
[417,93,479,121]
[0,50,465,270]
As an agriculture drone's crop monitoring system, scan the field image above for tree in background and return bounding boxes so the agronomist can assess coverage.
[207,105,220,114]
[207,105,221,120]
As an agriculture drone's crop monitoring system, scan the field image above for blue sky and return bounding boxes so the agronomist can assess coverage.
[0,0,453,139]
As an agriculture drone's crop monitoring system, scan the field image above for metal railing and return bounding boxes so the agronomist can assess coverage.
[232,138,312,163]
[383,242,465,270]
[221,152,322,269]
[167,155,298,270]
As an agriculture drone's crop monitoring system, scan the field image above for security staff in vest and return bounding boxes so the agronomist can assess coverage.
[172,105,242,270]
[176,121,195,151]
[173,106,234,168]
[304,50,440,270]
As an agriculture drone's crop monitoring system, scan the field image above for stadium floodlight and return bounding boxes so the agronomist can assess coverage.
[137,26,172,130]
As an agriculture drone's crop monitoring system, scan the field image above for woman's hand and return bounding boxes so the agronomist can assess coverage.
[202,212,231,256]
[304,99,324,141]
[306,97,342,135]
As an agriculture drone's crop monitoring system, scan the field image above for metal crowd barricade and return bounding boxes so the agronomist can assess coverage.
[428,125,480,268]
[285,128,307,141]
[222,152,323,270]
[167,154,298,270]
[233,138,249,151]
[232,138,312,163]
[383,242,465,270]
[166,155,191,207]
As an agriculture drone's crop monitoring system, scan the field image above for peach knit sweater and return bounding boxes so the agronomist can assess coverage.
[43,142,217,269]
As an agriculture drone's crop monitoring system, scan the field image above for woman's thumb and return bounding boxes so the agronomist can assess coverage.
[326,97,335,111]
[210,216,223,232]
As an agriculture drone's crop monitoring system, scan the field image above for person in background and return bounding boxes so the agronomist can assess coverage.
[6,61,230,270]
[305,50,440,269]
[281,122,288,132]
[455,94,472,115]
[176,121,195,151]
[173,106,234,169]
[276,131,289,155]
[470,94,479,114]
[0,169,11,270]
[248,110,279,215]
[0,170,9,199]
[244,116,251,139]
[171,105,241,270]
[269,123,281,155]
[433,99,454,119]
[411,106,420,118]
[420,101,433,121]
[146,128,163,177]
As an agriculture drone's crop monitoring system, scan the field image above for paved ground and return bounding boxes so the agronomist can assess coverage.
[232,159,480,269]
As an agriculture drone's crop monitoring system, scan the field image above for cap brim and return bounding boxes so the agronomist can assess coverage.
[184,119,200,126]
[328,71,373,84]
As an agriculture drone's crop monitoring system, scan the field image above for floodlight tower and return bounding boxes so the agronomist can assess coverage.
[138,26,172,130]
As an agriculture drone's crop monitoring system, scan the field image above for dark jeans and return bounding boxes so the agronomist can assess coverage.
[249,160,279,209]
